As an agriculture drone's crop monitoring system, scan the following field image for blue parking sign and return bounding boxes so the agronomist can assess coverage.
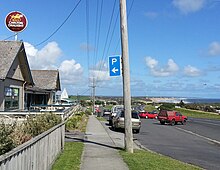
[109,55,121,76]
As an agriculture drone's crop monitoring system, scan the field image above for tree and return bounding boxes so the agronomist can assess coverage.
[177,100,185,107]
[159,103,175,111]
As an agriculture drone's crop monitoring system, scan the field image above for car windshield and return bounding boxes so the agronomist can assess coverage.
[132,112,139,119]
[116,107,123,112]
[119,111,139,119]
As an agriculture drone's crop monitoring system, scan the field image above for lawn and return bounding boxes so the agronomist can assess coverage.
[120,149,202,170]
[52,142,202,170]
[176,108,220,120]
[144,104,158,112]
[52,142,84,170]
[53,115,204,170]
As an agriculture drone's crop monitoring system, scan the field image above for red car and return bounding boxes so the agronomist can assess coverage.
[139,111,158,119]
[157,110,187,125]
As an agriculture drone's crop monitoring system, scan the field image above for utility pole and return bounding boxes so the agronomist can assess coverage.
[120,0,133,153]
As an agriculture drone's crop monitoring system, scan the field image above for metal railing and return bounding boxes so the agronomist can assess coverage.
[0,105,81,122]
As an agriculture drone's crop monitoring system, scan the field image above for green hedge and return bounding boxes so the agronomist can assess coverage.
[0,113,62,155]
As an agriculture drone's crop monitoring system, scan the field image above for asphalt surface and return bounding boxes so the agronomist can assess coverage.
[134,118,220,170]
[181,117,220,142]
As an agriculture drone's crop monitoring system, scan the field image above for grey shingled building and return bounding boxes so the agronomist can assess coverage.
[0,41,61,111]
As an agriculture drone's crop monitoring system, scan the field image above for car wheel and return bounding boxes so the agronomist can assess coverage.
[160,121,165,125]
[109,120,112,126]
[171,119,175,126]
[136,129,140,133]
[181,119,186,125]
[145,116,148,119]
[112,124,116,131]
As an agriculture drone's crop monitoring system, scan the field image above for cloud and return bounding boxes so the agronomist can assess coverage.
[172,0,206,14]
[208,41,220,56]
[144,12,159,19]
[24,41,85,86]
[24,41,62,69]
[89,61,110,81]
[184,65,202,76]
[145,57,179,77]
[59,59,84,85]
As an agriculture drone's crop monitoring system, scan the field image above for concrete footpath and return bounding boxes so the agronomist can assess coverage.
[80,115,139,170]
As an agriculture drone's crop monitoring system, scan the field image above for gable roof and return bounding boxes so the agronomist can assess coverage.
[31,70,61,91]
[0,41,34,85]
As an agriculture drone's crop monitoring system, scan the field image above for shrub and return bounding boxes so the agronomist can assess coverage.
[23,113,62,137]
[0,121,16,155]
[65,112,88,132]
[159,103,175,111]
[0,113,62,155]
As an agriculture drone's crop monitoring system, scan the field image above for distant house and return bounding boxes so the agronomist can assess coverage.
[25,70,61,108]
[0,41,34,111]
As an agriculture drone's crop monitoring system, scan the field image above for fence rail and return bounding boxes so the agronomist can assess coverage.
[0,105,80,170]
[0,121,65,170]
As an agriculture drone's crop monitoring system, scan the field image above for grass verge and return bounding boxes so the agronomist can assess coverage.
[120,149,202,170]
[52,142,83,170]
[176,108,220,120]
[96,116,107,121]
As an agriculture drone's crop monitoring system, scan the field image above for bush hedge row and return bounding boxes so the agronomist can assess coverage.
[0,113,61,155]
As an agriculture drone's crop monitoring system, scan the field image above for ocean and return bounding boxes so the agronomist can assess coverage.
[184,98,220,104]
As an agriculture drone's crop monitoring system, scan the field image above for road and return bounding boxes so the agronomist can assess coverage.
[134,118,220,170]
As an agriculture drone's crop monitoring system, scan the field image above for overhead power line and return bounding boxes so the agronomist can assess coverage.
[2,34,17,41]
[99,0,117,66]
[86,0,90,84]
[34,0,82,47]
[96,0,117,81]
[94,0,104,67]
[93,0,100,66]
[79,88,91,96]
[97,0,135,81]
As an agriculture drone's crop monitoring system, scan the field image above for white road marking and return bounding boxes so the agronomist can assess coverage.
[188,119,220,127]
[175,127,220,145]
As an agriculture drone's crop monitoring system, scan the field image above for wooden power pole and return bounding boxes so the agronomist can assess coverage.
[120,0,133,153]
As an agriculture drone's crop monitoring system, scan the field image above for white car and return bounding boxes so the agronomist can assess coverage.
[112,110,141,133]
[108,105,124,125]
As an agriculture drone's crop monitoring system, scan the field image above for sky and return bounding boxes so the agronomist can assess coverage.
[1,0,220,98]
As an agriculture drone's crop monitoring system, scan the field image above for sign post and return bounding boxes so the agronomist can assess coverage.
[109,55,121,77]
[5,11,28,40]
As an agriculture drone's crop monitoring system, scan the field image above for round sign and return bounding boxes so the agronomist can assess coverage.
[5,11,28,32]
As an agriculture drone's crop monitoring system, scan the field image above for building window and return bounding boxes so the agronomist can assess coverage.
[4,87,19,110]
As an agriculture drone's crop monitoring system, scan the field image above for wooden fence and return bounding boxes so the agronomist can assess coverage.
[0,105,81,170]
[0,121,65,170]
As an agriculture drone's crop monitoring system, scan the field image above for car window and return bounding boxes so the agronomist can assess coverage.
[120,112,124,117]
[119,111,139,119]
[176,112,182,116]
[132,112,139,119]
